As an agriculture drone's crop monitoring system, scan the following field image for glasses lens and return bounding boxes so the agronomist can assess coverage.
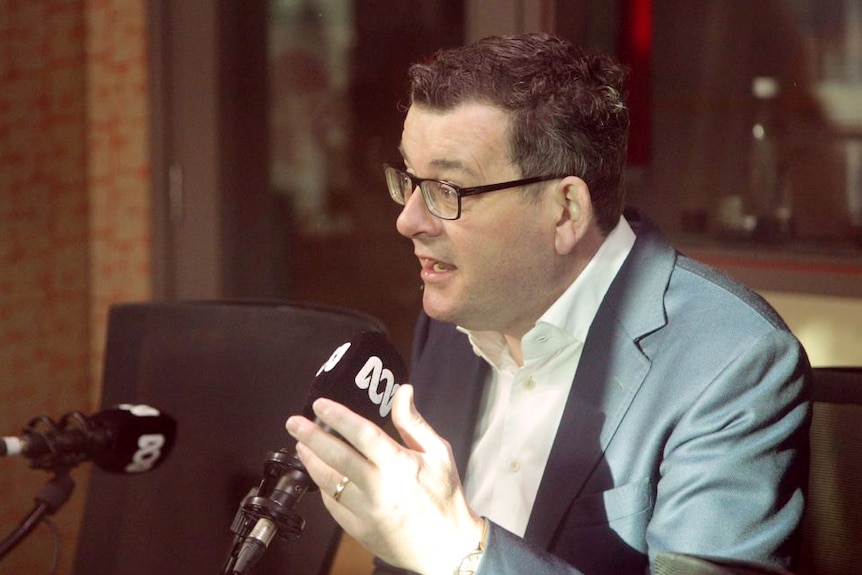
[383,166,460,220]
[422,181,459,219]
[385,166,410,205]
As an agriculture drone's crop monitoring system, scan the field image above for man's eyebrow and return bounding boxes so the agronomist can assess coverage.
[397,150,476,179]
[428,158,475,177]
[397,143,479,179]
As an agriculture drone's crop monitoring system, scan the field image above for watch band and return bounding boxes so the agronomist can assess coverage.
[454,518,488,575]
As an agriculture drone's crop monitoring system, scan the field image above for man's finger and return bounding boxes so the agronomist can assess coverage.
[392,385,451,460]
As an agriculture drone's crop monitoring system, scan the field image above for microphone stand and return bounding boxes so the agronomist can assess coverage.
[0,470,75,561]
[0,411,90,562]
[222,448,313,575]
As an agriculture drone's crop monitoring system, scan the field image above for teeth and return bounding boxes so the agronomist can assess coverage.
[432,262,448,272]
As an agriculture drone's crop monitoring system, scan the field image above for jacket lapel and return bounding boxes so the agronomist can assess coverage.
[524,214,676,547]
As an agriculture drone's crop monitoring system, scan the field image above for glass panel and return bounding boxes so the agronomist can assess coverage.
[556,1,862,252]
[809,0,862,241]
[267,0,464,352]
[269,0,354,235]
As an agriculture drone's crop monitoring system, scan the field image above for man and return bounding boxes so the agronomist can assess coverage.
[287,33,810,574]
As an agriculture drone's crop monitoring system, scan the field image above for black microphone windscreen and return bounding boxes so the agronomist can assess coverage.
[90,405,177,474]
[303,331,408,424]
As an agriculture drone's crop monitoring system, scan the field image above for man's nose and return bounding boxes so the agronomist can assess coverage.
[396,187,439,238]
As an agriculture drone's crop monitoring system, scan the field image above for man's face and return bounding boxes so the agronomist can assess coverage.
[396,102,563,337]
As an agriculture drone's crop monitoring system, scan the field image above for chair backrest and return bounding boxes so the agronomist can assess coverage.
[796,367,862,575]
[73,301,387,575]
[654,552,795,575]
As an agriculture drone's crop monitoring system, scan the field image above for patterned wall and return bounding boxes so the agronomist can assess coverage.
[0,1,150,573]
[85,0,152,408]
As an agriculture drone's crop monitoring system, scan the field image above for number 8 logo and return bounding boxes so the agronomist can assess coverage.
[125,434,166,473]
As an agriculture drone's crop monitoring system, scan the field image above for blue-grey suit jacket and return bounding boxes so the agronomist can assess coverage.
[380,213,811,575]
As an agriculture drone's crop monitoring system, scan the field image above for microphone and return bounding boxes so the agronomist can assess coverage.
[304,329,408,423]
[1,404,177,474]
[226,330,408,575]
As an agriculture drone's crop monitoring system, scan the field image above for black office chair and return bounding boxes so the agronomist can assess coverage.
[654,552,794,575]
[796,366,862,575]
[73,301,388,575]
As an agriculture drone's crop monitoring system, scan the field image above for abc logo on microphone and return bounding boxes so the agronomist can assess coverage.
[316,341,401,418]
[91,405,177,474]
[305,331,408,425]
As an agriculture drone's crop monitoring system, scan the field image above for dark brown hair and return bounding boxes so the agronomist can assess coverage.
[407,33,630,233]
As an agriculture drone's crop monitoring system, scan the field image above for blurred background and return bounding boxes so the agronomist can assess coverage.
[1,1,861,573]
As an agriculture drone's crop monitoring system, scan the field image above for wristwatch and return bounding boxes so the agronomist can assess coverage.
[453,519,488,575]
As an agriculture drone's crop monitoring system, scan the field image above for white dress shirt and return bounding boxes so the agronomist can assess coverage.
[458,216,635,536]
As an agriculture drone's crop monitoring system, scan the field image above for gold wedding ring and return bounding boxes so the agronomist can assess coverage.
[332,476,350,502]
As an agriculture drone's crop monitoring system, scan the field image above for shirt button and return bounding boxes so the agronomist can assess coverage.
[522,376,536,391]
[508,460,521,472]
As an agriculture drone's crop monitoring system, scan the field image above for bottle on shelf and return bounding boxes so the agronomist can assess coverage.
[747,76,793,241]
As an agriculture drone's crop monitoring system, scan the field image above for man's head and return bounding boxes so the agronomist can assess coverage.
[393,34,630,337]
[406,33,629,234]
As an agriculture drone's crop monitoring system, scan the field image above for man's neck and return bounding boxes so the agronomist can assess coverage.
[503,333,525,366]
[497,221,622,368]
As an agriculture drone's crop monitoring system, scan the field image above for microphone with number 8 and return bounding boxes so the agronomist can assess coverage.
[1,404,177,474]
[224,330,408,575]
[1,405,176,563]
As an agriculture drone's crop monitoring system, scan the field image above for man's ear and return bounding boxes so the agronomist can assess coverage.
[553,177,592,256]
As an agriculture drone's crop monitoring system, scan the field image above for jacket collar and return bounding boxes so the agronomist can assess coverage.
[524,210,675,545]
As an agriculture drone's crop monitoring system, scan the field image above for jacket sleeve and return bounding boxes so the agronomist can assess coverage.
[643,329,811,570]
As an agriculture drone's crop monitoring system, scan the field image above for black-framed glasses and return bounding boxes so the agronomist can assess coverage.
[384,164,568,220]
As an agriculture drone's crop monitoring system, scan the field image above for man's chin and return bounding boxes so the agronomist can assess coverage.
[421,292,460,325]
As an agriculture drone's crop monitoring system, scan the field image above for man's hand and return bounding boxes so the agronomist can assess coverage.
[286,384,485,575]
